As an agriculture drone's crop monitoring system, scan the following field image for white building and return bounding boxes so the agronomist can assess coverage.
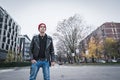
[18,35,31,61]
[0,6,21,61]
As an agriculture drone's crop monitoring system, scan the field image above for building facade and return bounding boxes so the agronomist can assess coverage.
[95,22,120,41]
[18,35,31,61]
[79,22,120,60]
[0,6,21,61]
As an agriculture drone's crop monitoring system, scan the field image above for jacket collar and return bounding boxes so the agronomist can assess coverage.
[46,36,51,50]
[35,34,51,49]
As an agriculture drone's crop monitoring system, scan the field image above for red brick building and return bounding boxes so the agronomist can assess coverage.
[79,22,120,60]
[96,22,120,41]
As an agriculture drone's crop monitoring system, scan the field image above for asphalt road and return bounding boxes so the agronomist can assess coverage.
[0,65,120,80]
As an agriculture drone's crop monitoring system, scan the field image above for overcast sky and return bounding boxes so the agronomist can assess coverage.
[0,0,120,39]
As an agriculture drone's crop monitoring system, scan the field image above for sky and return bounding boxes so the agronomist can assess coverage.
[0,0,120,40]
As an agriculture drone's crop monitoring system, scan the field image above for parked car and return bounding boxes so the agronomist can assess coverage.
[96,59,106,63]
[111,59,117,62]
[108,59,117,63]
[117,58,120,62]
[58,61,64,65]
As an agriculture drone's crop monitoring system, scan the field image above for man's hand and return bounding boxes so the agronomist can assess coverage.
[31,59,37,64]
[51,62,55,66]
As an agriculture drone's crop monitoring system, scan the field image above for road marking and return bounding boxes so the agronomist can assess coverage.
[0,69,14,73]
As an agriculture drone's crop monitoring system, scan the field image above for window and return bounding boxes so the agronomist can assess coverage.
[3,37,6,42]
[0,13,3,18]
[11,35,13,40]
[9,28,11,33]
[102,29,105,36]
[117,29,120,32]
[11,41,13,46]
[0,29,1,35]
[14,48,15,52]
[16,33,17,37]
[104,25,112,28]
[104,29,112,33]
[6,15,8,19]
[0,18,3,22]
[15,43,16,48]
[2,43,4,49]
[12,22,15,29]
[115,26,120,29]
[9,19,12,26]
[10,46,12,50]
[106,34,114,38]
[4,24,7,29]
[12,23,14,29]
[7,33,10,38]
[5,18,7,23]
[7,39,10,44]
[16,25,18,31]
[6,45,9,50]
[0,23,2,28]
[3,30,6,35]
[5,15,8,23]
[15,37,16,41]
[13,31,14,35]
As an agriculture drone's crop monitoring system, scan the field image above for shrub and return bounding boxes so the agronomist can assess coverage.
[0,62,31,68]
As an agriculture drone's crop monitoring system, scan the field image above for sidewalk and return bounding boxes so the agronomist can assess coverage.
[0,67,29,73]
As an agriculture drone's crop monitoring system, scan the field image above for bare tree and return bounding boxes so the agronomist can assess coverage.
[54,14,90,63]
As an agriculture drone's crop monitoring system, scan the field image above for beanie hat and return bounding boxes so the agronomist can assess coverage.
[38,23,46,30]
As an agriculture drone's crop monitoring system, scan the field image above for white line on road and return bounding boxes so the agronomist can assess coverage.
[0,69,14,73]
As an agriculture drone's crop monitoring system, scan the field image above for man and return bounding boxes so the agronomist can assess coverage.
[29,23,55,80]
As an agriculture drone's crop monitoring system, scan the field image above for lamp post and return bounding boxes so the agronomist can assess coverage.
[76,49,79,55]
[76,48,80,63]
[72,53,75,63]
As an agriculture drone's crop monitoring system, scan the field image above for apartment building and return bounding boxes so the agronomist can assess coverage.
[79,22,120,57]
[0,6,21,61]
[95,22,120,41]
[18,35,31,61]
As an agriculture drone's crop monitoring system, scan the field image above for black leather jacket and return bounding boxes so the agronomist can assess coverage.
[29,34,55,63]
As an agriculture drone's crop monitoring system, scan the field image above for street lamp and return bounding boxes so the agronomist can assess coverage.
[76,48,79,55]
[72,53,75,63]
[72,53,75,57]
[76,48,80,63]
[85,50,89,55]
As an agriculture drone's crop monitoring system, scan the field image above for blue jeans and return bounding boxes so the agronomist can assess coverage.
[29,60,50,80]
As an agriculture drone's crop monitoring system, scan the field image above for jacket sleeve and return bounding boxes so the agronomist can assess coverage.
[50,38,55,62]
[29,36,35,60]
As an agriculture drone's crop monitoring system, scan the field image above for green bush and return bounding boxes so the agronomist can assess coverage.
[0,62,31,68]
[5,50,15,62]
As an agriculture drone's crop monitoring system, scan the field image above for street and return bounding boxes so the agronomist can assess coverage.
[0,65,120,80]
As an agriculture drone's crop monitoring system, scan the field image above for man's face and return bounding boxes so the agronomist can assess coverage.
[39,24,46,33]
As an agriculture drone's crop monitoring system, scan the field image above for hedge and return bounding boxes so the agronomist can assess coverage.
[0,62,31,68]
